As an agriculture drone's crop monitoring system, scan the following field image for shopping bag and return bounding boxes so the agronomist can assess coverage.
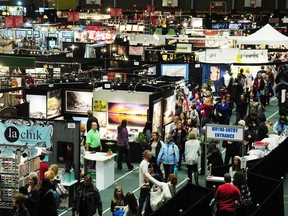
[150,185,165,211]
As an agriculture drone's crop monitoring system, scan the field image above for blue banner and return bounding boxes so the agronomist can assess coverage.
[0,120,53,148]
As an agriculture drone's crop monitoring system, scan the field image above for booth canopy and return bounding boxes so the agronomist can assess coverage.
[238,24,288,45]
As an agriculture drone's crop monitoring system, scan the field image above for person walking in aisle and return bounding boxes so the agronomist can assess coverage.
[110,186,126,215]
[72,175,103,216]
[117,120,134,171]
[157,135,179,182]
[185,132,200,185]
[138,150,151,216]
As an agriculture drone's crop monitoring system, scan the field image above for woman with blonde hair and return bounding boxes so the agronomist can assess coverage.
[200,97,214,127]
[185,132,200,185]
[25,172,40,216]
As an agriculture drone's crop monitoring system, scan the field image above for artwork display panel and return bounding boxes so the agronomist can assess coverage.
[47,89,62,119]
[163,95,176,126]
[65,90,93,114]
[108,102,148,126]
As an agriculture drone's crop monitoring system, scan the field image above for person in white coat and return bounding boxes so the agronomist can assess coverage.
[185,131,200,185]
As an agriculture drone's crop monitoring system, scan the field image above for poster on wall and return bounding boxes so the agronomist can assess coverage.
[161,64,189,80]
[47,89,62,119]
[94,100,107,112]
[65,90,93,114]
[163,95,176,126]
[94,112,107,127]
[202,64,230,96]
[108,103,148,126]
[152,99,163,133]
[26,94,47,119]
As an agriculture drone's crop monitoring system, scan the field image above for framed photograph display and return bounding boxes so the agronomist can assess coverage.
[47,89,62,119]
[161,64,189,80]
[26,94,47,119]
[163,95,176,126]
[152,98,163,133]
[108,102,148,126]
[65,90,93,114]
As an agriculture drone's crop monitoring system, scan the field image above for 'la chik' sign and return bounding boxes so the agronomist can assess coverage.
[206,124,244,142]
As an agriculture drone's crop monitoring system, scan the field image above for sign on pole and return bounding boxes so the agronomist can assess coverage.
[206,124,244,142]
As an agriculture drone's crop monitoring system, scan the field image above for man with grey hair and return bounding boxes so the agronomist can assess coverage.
[216,173,241,216]
[86,110,100,132]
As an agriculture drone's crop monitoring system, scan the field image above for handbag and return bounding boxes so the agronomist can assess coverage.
[56,183,69,198]
[150,185,165,211]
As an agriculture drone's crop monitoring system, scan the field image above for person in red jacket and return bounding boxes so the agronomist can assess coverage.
[216,173,241,216]
[39,154,48,182]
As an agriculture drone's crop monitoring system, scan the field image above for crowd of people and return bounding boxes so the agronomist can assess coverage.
[10,64,288,216]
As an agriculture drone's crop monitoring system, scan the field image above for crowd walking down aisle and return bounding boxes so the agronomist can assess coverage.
[54,94,287,216]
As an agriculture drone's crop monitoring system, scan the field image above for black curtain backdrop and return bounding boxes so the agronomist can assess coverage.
[152,138,288,216]
[248,172,284,216]
[150,184,213,216]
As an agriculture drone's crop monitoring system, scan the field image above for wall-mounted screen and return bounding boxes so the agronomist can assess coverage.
[152,99,162,133]
[108,102,148,126]
[26,94,47,119]
[65,90,93,114]
[163,95,176,126]
[47,89,62,119]
[161,64,189,80]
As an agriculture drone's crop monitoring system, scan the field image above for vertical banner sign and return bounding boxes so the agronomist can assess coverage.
[4,16,14,28]
[110,8,122,17]
[67,12,79,22]
[14,16,23,27]
[147,5,155,13]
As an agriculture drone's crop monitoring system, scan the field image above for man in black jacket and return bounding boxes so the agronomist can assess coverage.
[72,175,102,216]
[86,110,100,132]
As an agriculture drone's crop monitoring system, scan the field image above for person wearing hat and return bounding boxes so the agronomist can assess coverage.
[238,120,251,154]
[157,135,179,182]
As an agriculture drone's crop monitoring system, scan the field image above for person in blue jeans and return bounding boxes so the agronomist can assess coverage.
[157,135,179,182]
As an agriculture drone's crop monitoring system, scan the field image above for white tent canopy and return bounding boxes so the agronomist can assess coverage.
[238,24,288,45]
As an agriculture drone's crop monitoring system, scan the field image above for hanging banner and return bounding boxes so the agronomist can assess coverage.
[110,8,122,17]
[0,119,54,148]
[14,16,23,27]
[4,16,14,28]
[67,12,79,22]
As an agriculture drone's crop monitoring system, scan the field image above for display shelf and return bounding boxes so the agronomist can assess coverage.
[62,180,78,187]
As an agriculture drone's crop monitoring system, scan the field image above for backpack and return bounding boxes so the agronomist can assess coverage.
[46,189,60,209]
[250,102,264,115]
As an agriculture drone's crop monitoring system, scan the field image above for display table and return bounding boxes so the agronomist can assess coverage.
[84,152,117,191]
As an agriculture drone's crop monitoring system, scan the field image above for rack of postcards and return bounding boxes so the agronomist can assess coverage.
[0,145,41,209]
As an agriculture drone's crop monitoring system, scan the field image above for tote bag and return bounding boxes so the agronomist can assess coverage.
[150,185,165,211]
